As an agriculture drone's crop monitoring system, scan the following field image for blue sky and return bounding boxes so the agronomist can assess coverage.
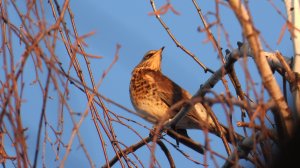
[2,0,294,167]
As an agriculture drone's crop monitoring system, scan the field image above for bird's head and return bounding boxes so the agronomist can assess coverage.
[134,47,165,72]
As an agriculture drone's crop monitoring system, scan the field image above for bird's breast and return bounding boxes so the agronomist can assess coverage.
[129,72,169,122]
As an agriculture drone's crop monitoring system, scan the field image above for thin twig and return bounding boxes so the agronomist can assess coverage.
[149,0,214,73]
[157,140,175,168]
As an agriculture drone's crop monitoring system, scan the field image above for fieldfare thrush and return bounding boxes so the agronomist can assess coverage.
[129,47,242,143]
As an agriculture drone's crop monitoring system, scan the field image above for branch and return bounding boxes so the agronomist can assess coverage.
[222,132,262,168]
[284,0,300,118]
[103,129,205,168]
[166,130,205,154]
[102,137,152,168]
[157,140,175,168]
[228,0,294,138]
[163,40,291,132]
[149,0,214,73]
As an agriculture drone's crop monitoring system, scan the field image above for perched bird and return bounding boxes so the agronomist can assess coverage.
[129,47,242,143]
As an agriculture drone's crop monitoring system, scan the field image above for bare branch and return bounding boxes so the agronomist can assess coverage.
[149,0,214,73]
[228,0,294,138]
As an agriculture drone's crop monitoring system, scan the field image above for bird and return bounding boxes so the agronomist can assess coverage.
[129,47,243,143]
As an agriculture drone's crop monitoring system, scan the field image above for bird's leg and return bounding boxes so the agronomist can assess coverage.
[176,129,190,138]
[172,126,190,146]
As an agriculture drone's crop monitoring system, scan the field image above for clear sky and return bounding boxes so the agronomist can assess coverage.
[3,0,294,167]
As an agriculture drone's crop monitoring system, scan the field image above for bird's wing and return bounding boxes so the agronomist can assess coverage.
[144,71,189,103]
[144,70,216,129]
[144,70,192,117]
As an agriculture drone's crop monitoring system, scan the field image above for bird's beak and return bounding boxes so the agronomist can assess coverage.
[157,47,164,60]
[157,46,164,55]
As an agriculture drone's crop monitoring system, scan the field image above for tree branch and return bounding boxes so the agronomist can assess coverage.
[228,0,294,138]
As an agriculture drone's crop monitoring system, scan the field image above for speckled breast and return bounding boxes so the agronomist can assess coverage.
[129,70,169,123]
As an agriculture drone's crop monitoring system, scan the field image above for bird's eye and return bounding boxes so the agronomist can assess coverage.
[144,53,153,60]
